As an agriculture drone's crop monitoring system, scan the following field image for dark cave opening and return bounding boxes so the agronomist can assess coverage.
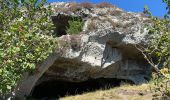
[31,78,131,99]
[51,15,83,37]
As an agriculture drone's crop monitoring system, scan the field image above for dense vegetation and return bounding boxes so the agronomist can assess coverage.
[0,0,57,95]
[66,18,84,35]
[137,0,170,98]
[0,0,170,99]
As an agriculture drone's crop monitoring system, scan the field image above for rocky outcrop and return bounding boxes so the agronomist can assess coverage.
[14,2,151,99]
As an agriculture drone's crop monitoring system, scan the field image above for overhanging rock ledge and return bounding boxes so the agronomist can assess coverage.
[14,2,151,99]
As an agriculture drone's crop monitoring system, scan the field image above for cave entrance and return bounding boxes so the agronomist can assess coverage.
[31,78,127,99]
[51,15,82,37]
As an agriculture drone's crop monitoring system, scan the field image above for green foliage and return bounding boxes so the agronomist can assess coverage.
[141,0,170,98]
[150,72,170,99]
[0,0,57,95]
[140,0,170,73]
[146,18,170,69]
[163,0,170,17]
[66,18,84,35]
[143,5,151,16]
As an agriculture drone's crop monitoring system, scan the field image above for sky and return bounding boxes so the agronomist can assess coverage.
[47,0,167,17]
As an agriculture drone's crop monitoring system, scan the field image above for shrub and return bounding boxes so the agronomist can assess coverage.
[150,71,170,99]
[136,0,170,98]
[0,0,57,95]
[66,18,84,35]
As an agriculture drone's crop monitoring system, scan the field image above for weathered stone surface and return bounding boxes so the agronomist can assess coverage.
[14,2,151,99]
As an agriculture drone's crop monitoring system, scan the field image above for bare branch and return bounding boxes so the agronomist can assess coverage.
[135,44,160,73]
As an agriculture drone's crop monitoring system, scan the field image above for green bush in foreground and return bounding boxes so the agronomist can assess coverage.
[137,0,170,98]
[0,0,57,95]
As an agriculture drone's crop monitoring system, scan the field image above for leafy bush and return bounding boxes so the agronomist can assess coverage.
[150,71,170,99]
[0,0,57,95]
[66,18,84,35]
[136,0,170,98]
[137,5,170,74]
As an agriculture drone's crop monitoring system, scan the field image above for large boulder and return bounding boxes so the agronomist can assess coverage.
[14,2,151,99]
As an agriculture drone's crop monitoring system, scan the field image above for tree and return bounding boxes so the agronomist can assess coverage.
[0,0,57,96]
[136,0,170,75]
[136,0,170,98]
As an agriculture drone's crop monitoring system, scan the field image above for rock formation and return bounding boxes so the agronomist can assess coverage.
[14,2,152,99]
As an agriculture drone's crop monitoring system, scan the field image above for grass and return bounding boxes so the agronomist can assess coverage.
[95,2,116,8]
[60,84,153,100]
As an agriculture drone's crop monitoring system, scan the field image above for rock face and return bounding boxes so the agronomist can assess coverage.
[49,2,151,83]
[14,2,151,99]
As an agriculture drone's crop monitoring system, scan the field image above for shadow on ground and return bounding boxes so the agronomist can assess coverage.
[30,78,133,99]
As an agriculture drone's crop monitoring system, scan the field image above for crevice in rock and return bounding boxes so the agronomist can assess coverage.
[30,78,132,99]
[51,14,82,37]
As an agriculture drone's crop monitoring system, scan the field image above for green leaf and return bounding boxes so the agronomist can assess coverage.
[13,0,19,4]
[21,0,25,3]
[7,85,11,90]
[34,0,39,4]
[0,0,56,95]
[0,69,2,75]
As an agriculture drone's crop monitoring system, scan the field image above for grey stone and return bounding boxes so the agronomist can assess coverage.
[14,2,151,99]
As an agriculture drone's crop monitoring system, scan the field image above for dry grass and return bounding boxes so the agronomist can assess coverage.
[96,2,115,8]
[69,3,79,12]
[60,84,153,100]
[79,2,94,9]
[119,84,151,91]
[86,17,123,32]
[102,18,123,28]
[87,21,96,31]
[110,10,122,16]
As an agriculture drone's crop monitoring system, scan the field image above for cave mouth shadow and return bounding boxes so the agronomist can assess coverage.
[51,15,83,37]
[31,78,133,99]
